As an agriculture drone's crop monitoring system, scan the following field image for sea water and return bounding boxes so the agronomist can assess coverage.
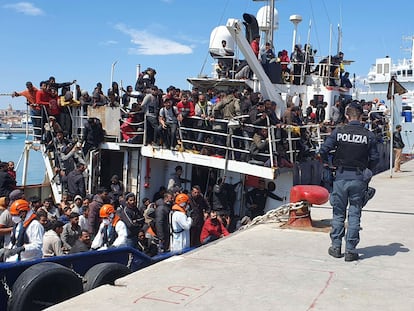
[0,133,45,185]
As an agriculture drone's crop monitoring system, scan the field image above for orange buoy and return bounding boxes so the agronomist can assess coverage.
[287,185,329,227]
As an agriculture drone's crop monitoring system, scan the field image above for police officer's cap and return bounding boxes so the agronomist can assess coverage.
[347,100,363,113]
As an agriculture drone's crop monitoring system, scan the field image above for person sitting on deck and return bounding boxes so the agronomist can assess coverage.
[137,229,158,257]
[69,229,91,254]
[200,209,229,245]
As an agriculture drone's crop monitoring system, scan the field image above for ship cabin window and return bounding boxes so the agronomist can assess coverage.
[376,64,382,74]
[408,69,413,77]
[384,63,390,74]
[397,70,401,76]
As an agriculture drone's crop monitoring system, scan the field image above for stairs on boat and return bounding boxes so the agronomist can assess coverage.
[40,144,62,203]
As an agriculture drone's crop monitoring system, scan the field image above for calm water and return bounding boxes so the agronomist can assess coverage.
[0,133,45,185]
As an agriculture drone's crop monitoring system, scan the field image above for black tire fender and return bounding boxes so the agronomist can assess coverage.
[8,262,83,311]
[83,262,131,292]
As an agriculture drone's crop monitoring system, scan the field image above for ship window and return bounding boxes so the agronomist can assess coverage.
[384,63,390,74]
[402,70,406,77]
[408,69,413,76]
[397,70,401,76]
[376,64,382,74]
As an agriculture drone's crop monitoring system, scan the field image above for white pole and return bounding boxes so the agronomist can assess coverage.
[21,143,30,186]
[110,61,118,87]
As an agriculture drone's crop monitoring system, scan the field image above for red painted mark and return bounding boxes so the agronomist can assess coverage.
[306,271,334,310]
[133,285,212,305]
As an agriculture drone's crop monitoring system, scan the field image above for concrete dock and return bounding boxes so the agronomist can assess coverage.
[49,160,414,311]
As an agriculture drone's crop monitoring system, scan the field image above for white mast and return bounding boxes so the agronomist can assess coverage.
[290,15,302,53]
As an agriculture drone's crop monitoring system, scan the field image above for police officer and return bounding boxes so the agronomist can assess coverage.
[319,101,379,262]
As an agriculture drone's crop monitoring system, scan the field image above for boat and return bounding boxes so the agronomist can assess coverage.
[1,1,393,310]
[0,132,12,140]
[356,35,414,156]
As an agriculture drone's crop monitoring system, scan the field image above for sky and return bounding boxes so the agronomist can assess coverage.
[1,0,413,110]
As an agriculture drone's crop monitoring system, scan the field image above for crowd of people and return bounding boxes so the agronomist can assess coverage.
[2,54,395,263]
[0,150,293,262]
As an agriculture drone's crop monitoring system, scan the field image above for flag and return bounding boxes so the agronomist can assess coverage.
[387,76,407,99]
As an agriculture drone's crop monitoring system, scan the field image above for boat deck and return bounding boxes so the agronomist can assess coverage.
[49,160,414,311]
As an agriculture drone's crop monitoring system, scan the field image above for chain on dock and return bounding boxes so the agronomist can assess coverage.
[239,201,307,230]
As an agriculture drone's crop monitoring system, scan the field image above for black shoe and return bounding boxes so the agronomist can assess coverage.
[328,246,342,258]
[344,252,359,262]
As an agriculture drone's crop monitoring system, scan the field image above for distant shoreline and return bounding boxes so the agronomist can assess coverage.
[0,127,31,133]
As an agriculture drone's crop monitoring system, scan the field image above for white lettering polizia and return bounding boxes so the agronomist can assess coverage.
[337,133,368,144]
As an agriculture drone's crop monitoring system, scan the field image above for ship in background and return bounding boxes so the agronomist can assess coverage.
[356,36,414,155]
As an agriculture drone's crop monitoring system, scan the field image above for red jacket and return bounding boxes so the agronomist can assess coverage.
[176,100,195,117]
[200,217,229,243]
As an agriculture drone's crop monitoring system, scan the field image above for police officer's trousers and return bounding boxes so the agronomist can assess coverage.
[329,179,367,252]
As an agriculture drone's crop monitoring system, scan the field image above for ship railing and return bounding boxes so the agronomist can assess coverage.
[277,56,341,86]
[178,115,338,166]
[366,110,390,142]
[30,110,43,142]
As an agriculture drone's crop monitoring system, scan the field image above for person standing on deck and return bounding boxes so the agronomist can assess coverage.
[170,193,192,252]
[393,124,405,173]
[189,185,210,247]
[88,187,109,238]
[141,85,160,146]
[319,101,379,262]
[0,162,16,199]
[12,81,40,137]
[155,191,174,252]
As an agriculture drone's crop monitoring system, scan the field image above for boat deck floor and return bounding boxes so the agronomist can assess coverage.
[49,160,414,311]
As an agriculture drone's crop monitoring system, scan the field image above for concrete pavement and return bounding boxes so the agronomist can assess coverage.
[49,160,414,311]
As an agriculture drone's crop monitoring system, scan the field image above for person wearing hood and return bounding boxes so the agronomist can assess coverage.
[91,204,128,250]
[170,193,192,252]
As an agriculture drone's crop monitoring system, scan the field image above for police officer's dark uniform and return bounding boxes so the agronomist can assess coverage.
[319,101,379,262]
